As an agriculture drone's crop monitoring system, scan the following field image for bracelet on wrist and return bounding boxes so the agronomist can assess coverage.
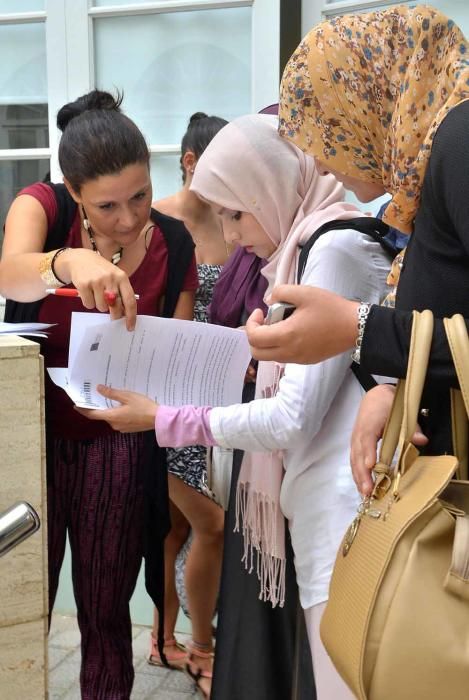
[51,247,69,285]
[351,302,371,365]
[38,248,68,288]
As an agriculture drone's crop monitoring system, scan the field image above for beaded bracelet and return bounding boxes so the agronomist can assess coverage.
[38,247,68,288]
[351,302,371,365]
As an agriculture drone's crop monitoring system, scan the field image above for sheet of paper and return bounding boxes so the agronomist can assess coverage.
[47,368,69,390]
[0,321,56,337]
[68,312,111,371]
[50,313,251,410]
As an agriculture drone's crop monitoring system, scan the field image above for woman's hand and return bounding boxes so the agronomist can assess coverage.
[75,384,158,432]
[56,249,138,330]
[350,384,428,496]
[246,285,359,364]
[245,363,257,384]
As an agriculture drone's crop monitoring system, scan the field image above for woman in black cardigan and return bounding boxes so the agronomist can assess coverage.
[246,5,469,493]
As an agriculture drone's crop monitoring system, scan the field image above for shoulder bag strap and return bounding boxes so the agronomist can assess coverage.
[441,315,469,597]
[444,314,469,480]
[451,389,468,480]
[297,217,394,392]
[297,216,394,284]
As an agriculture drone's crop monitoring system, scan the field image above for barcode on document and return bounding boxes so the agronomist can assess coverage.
[83,381,92,404]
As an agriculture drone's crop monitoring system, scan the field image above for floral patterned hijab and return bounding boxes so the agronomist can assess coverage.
[279,4,469,233]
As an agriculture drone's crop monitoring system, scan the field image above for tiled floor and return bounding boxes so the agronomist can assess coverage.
[48,614,199,699]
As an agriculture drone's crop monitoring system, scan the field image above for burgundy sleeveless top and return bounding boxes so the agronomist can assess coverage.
[21,183,198,440]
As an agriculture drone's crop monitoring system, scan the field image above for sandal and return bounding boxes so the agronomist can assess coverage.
[147,634,187,670]
[185,640,214,699]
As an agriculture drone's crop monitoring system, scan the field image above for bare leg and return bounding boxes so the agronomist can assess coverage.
[304,602,356,700]
[168,474,224,696]
[150,500,190,665]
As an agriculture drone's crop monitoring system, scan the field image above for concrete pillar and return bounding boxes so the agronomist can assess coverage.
[0,336,48,698]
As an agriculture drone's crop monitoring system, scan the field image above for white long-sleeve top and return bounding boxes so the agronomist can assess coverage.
[209,229,390,608]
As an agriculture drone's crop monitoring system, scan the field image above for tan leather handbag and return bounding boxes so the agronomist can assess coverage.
[320,310,469,700]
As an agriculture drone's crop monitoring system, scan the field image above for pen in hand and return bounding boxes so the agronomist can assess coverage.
[45,289,140,301]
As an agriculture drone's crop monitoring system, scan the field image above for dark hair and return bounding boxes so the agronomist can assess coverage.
[180,112,228,182]
[258,103,279,115]
[57,89,150,192]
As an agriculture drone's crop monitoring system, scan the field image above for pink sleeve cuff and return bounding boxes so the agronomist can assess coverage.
[155,405,217,447]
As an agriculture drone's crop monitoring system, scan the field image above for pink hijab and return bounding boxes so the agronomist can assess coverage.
[191,114,365,606]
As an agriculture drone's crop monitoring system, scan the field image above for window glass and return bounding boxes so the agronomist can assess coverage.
[0,159,50,238]
[0,22,48,147]
[0,103,48,150]
[150,154,183,202]
[94,7,251,144]
[0,0,44,10]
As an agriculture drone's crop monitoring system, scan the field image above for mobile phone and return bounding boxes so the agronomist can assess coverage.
[265,302,296,325]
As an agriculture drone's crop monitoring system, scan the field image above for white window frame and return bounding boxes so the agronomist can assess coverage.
[43,0,281,180]
[0,8,50,167]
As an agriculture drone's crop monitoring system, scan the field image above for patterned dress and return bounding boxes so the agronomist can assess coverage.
[170,263,223,617]
[167,263,223,492]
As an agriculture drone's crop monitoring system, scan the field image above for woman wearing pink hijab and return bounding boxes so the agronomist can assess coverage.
[80,114,389,698]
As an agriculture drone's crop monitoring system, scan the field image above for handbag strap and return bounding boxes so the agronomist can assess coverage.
[444,315,469,478]
[444,514,469,600]
[399,309,434,454]
[441,315,469,597]
[451,389,468,480]
[376,310,434,484]
[444,314,469,415]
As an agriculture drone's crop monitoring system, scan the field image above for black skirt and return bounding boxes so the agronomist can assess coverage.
[211,444,315,700]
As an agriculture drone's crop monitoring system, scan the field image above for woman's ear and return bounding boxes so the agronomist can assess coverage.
[182,150,197,177]
[63,178,81,204]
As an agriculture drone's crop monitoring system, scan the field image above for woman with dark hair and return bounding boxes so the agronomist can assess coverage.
[0,89,198,699]
[78,113,390,699]
[145,112,229,695]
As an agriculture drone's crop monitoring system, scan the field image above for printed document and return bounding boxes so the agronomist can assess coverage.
[49,313,251,410]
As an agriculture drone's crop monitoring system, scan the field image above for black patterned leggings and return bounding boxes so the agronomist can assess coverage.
[47,432,145,700]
